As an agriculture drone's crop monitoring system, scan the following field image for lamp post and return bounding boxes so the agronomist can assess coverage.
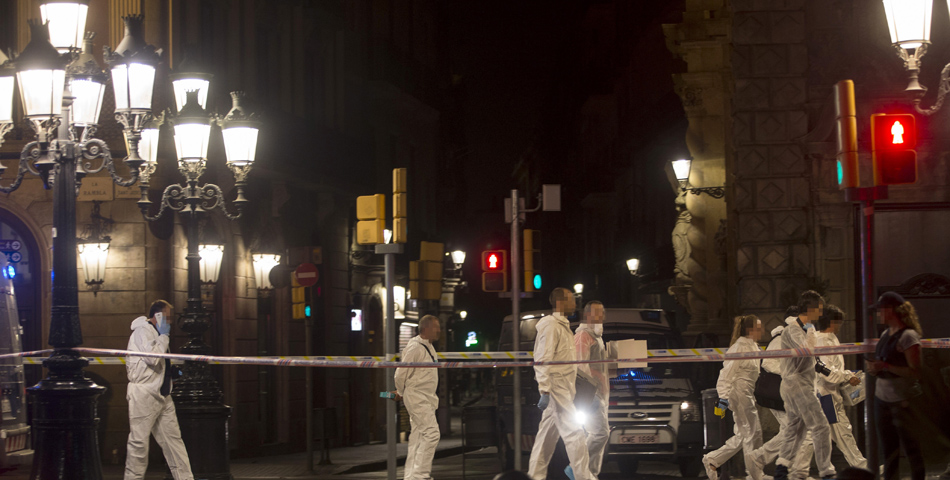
[136,81,260,477]
[626,258,641,307]
[881,0,944,113]
[670,158,726,198]
[0,7,157,477]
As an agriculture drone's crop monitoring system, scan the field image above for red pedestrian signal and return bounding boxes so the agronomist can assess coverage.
[871,113,917,185]
[481,250,508,292]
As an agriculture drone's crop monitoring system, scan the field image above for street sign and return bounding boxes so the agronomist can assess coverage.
[0,240,22,252]
[293,262,319,287]
[8,252,22,263]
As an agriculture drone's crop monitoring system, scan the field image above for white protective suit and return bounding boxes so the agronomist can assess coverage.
[124,316,193,480]
[574,324,609,476]
[394,335,440,480]
[528,313,595,480]
[796,331,867,470]
[705,336,763,480]
[776,317,834,479]
[753,326,810,479]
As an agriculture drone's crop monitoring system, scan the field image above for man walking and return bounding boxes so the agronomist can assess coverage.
[528,287,595,480]
[125,300,193,480]
[394,315,442,480]
[772,291,835,480]
[574,301,609,476]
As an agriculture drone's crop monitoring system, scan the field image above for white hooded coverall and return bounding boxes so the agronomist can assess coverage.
[394,335,441,480]
[706,336,763,480]
[796,331,867,470]
[776,317,835,479]
[125,316,193,480]
[754,326,811,479]
[528,313,595,480]
[574,324,609,476]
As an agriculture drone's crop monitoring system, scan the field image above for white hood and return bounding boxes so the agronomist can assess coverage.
[131,315,151,331]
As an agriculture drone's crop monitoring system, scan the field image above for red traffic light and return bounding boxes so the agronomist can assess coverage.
[481,250,508,272]
[871,113,917,185]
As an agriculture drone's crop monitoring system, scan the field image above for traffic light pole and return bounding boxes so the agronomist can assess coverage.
[509,189,522,472]
[846,185,887,480]
[377,242,404,480]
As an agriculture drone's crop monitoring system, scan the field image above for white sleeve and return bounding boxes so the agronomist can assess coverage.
[132,328,168,369]
[534,324,552,394]
[817,337,850,384]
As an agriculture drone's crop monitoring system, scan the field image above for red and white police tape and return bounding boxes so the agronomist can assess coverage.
[1,337,949,367]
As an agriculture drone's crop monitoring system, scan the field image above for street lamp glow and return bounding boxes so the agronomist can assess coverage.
[883,0,933,50]
[173,91,212,164]
[459,310,468,320]
[220,92,260,166]
[199,244,225,284]
[383,229,393,244]
[77,242,108,292]
[0,53,14,124]
[626,258,640,275]
[574,283,584,294]
[15,21,68,120]
[68,33,107,127]
[252,253,280,290]
[451,250,466,267]
[105,15,160,114]
[40,1,89,53]
[671,158,691,182]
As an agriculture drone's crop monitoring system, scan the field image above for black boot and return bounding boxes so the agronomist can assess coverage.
[774,464,789,480]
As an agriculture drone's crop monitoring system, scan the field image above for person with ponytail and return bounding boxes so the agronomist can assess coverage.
[702,315,766,480]
[868,291,925,480]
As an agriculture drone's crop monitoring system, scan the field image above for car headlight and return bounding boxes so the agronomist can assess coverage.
[680,400,701,422]
[574,409,588,426]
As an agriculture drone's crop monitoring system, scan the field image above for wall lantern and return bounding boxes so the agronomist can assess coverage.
[626,258,640,276]
[451,250,466,269]
[77,201,113,295]
[252,253,280,290]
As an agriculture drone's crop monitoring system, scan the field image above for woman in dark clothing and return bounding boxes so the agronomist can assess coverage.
[867,291,925,480]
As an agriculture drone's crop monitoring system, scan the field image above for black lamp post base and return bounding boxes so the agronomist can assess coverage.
[175,402,232,480]
[27,350,105,480]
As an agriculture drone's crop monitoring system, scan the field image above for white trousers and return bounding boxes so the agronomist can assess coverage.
[778,381,834,478]
[798,391,867,471]
[585,395,610,476]
[124,394,193,480]
[404,397,440,480]
[706,393,763,480]
[528,375,595,480]
[756,409,811,479]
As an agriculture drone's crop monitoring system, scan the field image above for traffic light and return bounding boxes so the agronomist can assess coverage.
[835,80,858,189]
[871,113,917,185]
[523,229,541,292]
[481,250,508,292]
[292,282,309,320]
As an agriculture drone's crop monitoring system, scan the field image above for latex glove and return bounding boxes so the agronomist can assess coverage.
[803,322,816,331]
[537,393,550,410]
[848,376,861,386]
[716,398,729,409]
[157,321,171,336]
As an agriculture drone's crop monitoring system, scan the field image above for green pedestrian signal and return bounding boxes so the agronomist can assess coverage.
[533,274,542,290]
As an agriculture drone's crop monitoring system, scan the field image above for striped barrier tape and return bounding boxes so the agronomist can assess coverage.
[2,337,948,367]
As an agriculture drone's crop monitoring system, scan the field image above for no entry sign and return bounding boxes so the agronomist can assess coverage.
[293,262,319,287]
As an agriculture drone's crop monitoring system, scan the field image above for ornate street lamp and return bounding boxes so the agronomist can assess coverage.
[0,52,14,141]
[670,158,725,199]
[169,54,213,113]
[77,201,113,296]
[879,0,950,115]
[0,10,158,477]
[40,0,89,53]
[137,80,260,477]
[573,283,584,294]
[68,33,107,132]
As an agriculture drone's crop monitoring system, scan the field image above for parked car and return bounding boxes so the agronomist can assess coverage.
[494,308,704,477]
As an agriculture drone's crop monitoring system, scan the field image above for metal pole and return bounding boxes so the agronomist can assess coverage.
[860,198,878,478]
[306,290,314,472]
[385,251,397,480]
[510,189,522,472]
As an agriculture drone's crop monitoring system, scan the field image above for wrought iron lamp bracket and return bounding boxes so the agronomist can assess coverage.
[680,180,726,199]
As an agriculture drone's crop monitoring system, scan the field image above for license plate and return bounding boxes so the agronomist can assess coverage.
[620,434,658,444]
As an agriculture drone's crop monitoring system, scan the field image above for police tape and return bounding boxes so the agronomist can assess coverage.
[3,338,948,367]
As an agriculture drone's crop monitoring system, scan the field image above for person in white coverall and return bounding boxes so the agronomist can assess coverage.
[528,287,595,480]
[125,300,193,480]
[795,305,866,472]
[702,315,765,480]
[393,315,442,480]
[773,291,835,480]
[574,301,610,476]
